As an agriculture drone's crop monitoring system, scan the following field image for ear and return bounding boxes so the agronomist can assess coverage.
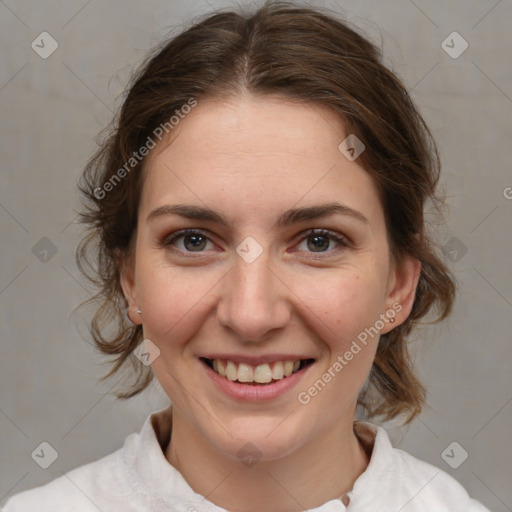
[380,253,421,335]
[117,250,142,326]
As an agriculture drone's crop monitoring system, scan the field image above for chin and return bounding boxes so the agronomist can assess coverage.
[207,414,311,463]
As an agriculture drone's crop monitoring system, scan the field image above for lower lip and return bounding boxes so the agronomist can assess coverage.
[200,359,313,401]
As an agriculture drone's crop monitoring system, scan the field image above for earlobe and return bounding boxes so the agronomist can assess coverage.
[381,255,421,334]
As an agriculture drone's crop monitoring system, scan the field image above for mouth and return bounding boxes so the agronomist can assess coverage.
[199,357,315,386]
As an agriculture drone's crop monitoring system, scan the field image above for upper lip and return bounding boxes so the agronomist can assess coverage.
[199,354,316,366]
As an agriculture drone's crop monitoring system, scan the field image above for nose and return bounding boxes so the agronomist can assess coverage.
[216,251,291,343]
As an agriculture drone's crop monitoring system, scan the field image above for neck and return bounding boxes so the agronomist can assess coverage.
[165,409,369,512]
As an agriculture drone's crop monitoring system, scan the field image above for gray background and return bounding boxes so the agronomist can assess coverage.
[1,0,511,510]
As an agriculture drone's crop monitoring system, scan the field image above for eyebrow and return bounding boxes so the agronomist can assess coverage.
[146,202,368,227]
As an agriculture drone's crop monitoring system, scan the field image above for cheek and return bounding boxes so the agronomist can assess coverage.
[137,263,219,355]
[293,272,384,410]
[295,268,387,341]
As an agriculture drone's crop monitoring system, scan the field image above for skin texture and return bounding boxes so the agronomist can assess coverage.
[120,94,421,512]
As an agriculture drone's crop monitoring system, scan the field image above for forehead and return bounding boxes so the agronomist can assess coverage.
[140,95,383,226]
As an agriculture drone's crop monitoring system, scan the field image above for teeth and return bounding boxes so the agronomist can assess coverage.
[225,361,238,381]
[271,361,284,380]
[237,363,253,383]
[254,363,272,383]
[283,361,294,377]
[208,358,307,384]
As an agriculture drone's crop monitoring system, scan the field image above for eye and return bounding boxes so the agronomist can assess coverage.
[295,229,350,254]
[162,229,215,252]
[161,227,350,257]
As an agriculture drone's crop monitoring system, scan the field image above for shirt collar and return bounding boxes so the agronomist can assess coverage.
[120,406,395,511]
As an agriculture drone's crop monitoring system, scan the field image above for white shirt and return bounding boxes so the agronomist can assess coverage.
[2,406,490,511]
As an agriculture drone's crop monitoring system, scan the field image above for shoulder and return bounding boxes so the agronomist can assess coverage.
[391,446,490,511]
[2,407,175,512]
[2,445,127,512]
[351,422,490,512]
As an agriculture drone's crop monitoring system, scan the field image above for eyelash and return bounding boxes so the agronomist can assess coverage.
[161,228,351,258]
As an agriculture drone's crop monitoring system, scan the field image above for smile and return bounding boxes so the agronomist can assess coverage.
[200,357,315,385]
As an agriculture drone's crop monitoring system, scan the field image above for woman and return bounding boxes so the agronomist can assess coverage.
[3,2,491,511]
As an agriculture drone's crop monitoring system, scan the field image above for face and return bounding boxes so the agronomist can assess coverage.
[121,95,419,461]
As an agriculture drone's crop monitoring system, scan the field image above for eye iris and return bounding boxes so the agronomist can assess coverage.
[184,234,206,251]
[307,234,329,252]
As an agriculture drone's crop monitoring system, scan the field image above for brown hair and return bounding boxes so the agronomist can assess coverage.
[76,1,455,423]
